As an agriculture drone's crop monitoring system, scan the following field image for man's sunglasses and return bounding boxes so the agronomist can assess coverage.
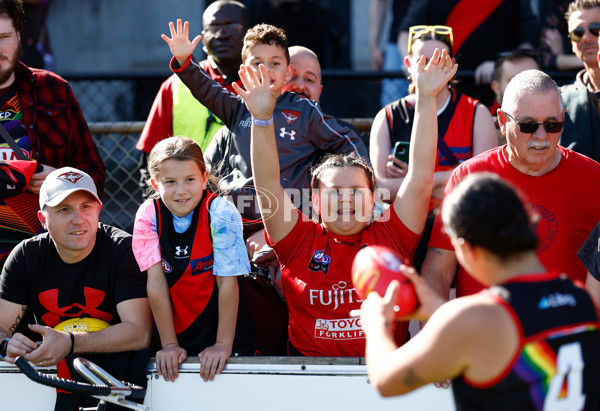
[504,112,564,134]
[568,22,600,42]
[408,25,453,55]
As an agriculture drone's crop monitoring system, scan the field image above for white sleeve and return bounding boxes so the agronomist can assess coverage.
[209,196,250,276]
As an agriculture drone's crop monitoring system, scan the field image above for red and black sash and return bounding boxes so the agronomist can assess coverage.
[446,0,503,54]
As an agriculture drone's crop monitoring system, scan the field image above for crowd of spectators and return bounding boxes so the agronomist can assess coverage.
[3,0,600,408]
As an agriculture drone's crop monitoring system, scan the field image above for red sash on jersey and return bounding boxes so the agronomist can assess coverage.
[156,191,218,334]
[446,0,503,53]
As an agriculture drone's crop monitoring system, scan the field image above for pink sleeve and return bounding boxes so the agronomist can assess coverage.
[132,199,162,271]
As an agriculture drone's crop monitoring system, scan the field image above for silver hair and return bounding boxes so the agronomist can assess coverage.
[501,69,564,114]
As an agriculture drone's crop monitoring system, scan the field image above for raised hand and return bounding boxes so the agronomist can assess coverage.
[161,19,202,65]
[232,64,278,121]
[413,48,458,99]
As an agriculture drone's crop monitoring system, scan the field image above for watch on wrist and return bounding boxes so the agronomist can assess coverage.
[0,338,10,359]
[251,116,273,127]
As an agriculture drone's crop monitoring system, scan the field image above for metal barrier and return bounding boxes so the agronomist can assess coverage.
[89,119,374,233]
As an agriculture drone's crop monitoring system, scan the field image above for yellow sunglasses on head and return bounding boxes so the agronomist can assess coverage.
[407,25,453,55]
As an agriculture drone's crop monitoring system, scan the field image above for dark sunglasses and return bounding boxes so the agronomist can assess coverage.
[568,22,600,42]
[504,112,564,134]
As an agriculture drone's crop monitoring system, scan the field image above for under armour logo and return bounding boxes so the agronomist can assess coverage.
[39,287,113,327]
[175,246,189,256]
[279,128,296,140]
[57,172,84,184]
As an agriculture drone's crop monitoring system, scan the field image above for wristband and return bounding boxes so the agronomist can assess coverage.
[252,116,273,127]
[0,338,9,359]
[68,332,74,356]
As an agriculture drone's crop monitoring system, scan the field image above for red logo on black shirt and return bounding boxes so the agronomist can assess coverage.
[281,110,300,125]
[57,171,84,184]
[38,287,113,326]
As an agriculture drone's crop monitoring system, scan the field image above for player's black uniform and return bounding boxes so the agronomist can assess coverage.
[452,272,600,411]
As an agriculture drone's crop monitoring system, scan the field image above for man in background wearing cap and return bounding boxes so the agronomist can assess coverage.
[0,167,151,411]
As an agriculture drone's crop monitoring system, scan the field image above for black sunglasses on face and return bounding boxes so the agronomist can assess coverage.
[568,22,600,42]
[504,112,564,134]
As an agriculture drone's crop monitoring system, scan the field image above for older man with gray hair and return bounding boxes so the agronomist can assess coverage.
[420,69,600,305]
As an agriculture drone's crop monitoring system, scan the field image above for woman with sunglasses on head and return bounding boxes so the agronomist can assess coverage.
[370,25,497,271]
[360,172,600,409]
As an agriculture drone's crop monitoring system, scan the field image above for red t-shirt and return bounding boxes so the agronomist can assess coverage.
[429,145,600,296]
[268,207,419,356]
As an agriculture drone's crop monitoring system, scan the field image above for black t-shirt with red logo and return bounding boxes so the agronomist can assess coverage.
[0,223,147,323]
[0,223,148,411]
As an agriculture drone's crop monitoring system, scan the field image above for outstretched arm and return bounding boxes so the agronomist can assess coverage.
[232,65,298,243]
[161,19,202,68]
[393,49,457,234]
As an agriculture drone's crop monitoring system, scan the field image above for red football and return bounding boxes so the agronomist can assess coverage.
[352,245,418,317]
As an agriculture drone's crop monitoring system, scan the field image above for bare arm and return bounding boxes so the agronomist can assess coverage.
[362,276,518,397]
[23,297,151,367]
[420,247,457,301]
[369,0,387,70]
[71,298,151,354]
[147,263,178,349]
[472,104,498,155]
[198,276,238,382]
[586,272,600,318]
[393,49,457,234]
[370,109,405,201]
[146,262,187,381]
[233,65,299,243]
[0,299,38,363]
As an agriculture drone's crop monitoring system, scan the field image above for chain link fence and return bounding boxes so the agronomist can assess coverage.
[90,122,144,233]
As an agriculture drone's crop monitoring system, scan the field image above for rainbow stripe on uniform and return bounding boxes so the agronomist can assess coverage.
[512,324,597,411]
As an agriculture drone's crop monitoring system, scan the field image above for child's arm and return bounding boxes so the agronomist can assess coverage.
[132,201,187,382]
[393,49,457,234]
[232,64,299,243]
[198,276,238,382]
[162,19,243,130]
[147,263,187,382]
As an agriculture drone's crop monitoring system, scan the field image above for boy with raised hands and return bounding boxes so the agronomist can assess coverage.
[162,19,368,226]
